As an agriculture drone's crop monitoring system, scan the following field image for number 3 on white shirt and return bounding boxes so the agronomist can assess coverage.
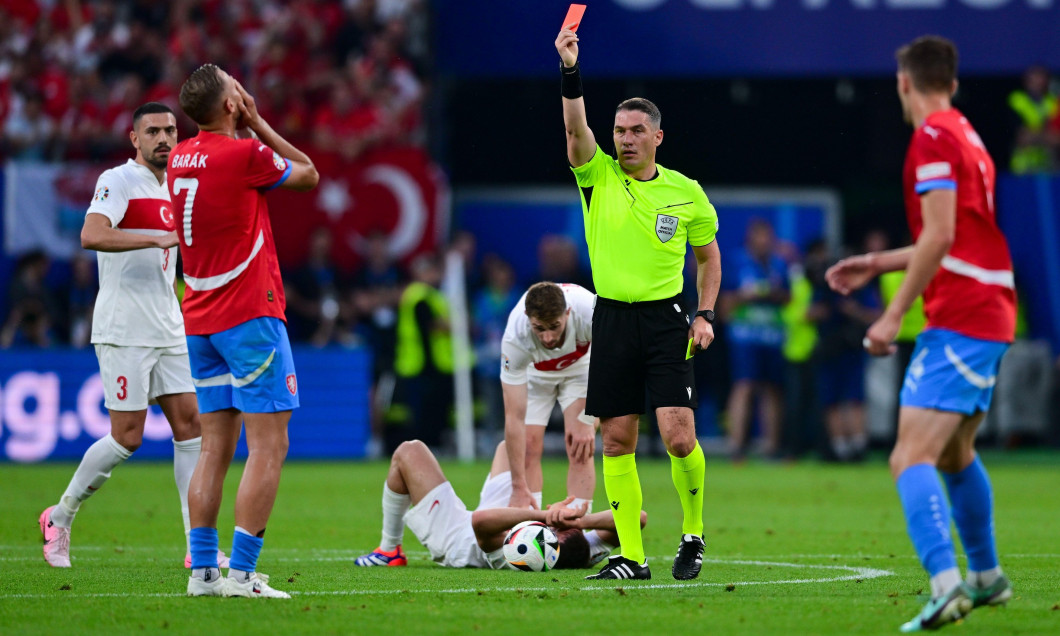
[172,177,199,246]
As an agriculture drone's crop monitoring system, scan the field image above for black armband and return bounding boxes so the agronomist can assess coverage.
[561,61,583,99]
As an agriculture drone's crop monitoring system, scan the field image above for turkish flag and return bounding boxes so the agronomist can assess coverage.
[267,146,449,271]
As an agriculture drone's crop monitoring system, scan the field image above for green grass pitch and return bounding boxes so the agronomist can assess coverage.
[1,452,1057,634]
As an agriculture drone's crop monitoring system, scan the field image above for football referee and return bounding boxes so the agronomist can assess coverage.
[556,28,722,581]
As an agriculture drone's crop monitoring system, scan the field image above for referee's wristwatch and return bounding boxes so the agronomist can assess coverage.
[695,309,716,324]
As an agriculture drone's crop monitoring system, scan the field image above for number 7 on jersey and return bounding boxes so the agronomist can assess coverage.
[172,177,199,246]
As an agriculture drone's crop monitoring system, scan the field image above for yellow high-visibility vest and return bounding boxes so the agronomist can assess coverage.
[781,271,817,363]
[1008,90,1058,174]
[395,282,453,377]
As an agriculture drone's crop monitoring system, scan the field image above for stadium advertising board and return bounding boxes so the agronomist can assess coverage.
[0,348,372,463]
[436,1,1057,77]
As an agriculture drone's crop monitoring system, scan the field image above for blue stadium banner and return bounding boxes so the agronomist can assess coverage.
[437,0,1057,77]
[0,347,372,463]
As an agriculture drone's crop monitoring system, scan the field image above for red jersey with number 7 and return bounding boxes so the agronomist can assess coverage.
[167,130,293,335]
[902,108,1016,343]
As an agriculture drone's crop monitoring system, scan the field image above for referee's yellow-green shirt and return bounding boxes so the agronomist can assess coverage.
[572,145,718,302]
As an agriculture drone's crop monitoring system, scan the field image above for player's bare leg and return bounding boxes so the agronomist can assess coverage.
[189,409,242,529]
[658,406,706,579]
[156,392,228,568]
[234,410,291,533]
[525,424,545,508]
[186,408,240,594]
[388,439,448,505]
[563,399,595,509]
[212,410,290,598]
[489,439,511,476]
[890,407,962,479]
[936,413,1012,610]
[109,409,149,452]
[40,408,145,567]
[357,439,447,567]
[157,392,201,442]
[724,380,753,459]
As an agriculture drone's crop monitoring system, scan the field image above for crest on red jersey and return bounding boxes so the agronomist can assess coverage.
[286,374,297,395]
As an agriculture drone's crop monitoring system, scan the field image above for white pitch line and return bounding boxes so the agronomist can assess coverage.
[0,559,893,600]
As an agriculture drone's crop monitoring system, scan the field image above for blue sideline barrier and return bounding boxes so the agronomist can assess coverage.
[0,346,372,463]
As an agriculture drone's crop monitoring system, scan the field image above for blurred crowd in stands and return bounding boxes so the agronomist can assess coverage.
[0,0,429,162]
[1,3,1056,454]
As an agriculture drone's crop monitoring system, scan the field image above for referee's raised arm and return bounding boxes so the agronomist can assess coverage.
[556,29,596,167]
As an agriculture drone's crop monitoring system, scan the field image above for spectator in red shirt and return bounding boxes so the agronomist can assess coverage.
[313,80,387,161]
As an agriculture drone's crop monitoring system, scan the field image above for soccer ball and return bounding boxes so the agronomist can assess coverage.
[502,521,560,572]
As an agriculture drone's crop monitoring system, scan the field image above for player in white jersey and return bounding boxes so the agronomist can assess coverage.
[500,282,597,511]
[38,103,225,569]
[354,439,643,570]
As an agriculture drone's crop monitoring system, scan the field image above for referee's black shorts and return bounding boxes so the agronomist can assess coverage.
[586,294,698,418]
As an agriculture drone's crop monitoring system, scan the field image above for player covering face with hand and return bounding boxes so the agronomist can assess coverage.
[171,64,319,600]
[354,439,645,571]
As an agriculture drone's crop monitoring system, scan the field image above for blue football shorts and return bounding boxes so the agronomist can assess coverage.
[899,328,1008,416]
[187,316,299,414]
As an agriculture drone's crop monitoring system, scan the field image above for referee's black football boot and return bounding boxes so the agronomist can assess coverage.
[585,555,651,580]
[671,534,705,580]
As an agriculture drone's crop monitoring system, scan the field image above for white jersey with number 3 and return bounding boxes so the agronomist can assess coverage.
[499,284,594,385]
[88,159,184,348]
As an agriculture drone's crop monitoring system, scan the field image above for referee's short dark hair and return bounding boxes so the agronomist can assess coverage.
[616,97,661,129]
[132,102,174,128]
[525,282,566,322]
[896,36,958,94]
[179,63,226,125]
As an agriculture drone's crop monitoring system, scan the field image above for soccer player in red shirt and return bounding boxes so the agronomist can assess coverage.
[170,64,319,599]
[828,37,1015,632]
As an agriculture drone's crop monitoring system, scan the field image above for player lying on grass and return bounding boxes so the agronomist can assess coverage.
[354,440,645,570]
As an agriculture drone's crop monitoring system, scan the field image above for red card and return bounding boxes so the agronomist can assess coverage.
[562,4,586,32]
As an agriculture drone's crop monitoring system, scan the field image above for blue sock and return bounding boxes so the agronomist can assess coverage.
[229,526,264,573]
[896,464,958,577]
[942,456,999,572]
[189,527,219,569]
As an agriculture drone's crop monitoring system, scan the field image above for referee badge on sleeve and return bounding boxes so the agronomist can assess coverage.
[656,214,678,243]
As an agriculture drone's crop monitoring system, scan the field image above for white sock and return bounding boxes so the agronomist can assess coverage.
[50,434,132,528]
[228,568,253,583]
[930,567,963,599]
[192,567,221,581]
[173,436,201,552]
[850,432,869,452]
[380,483,411,551]
[584,529,616,563]
[571,497,592,513]
[967,566,1002,588]
[532,491,543,509]
[584,529,614,551]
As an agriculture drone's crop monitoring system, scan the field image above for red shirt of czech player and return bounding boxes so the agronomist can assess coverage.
[167,130,293,335]
[903,108,1017,343]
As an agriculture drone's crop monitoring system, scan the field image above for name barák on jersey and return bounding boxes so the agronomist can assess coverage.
[171,153,209,169]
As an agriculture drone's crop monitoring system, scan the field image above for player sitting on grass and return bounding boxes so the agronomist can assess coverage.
[354,440,645,570]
